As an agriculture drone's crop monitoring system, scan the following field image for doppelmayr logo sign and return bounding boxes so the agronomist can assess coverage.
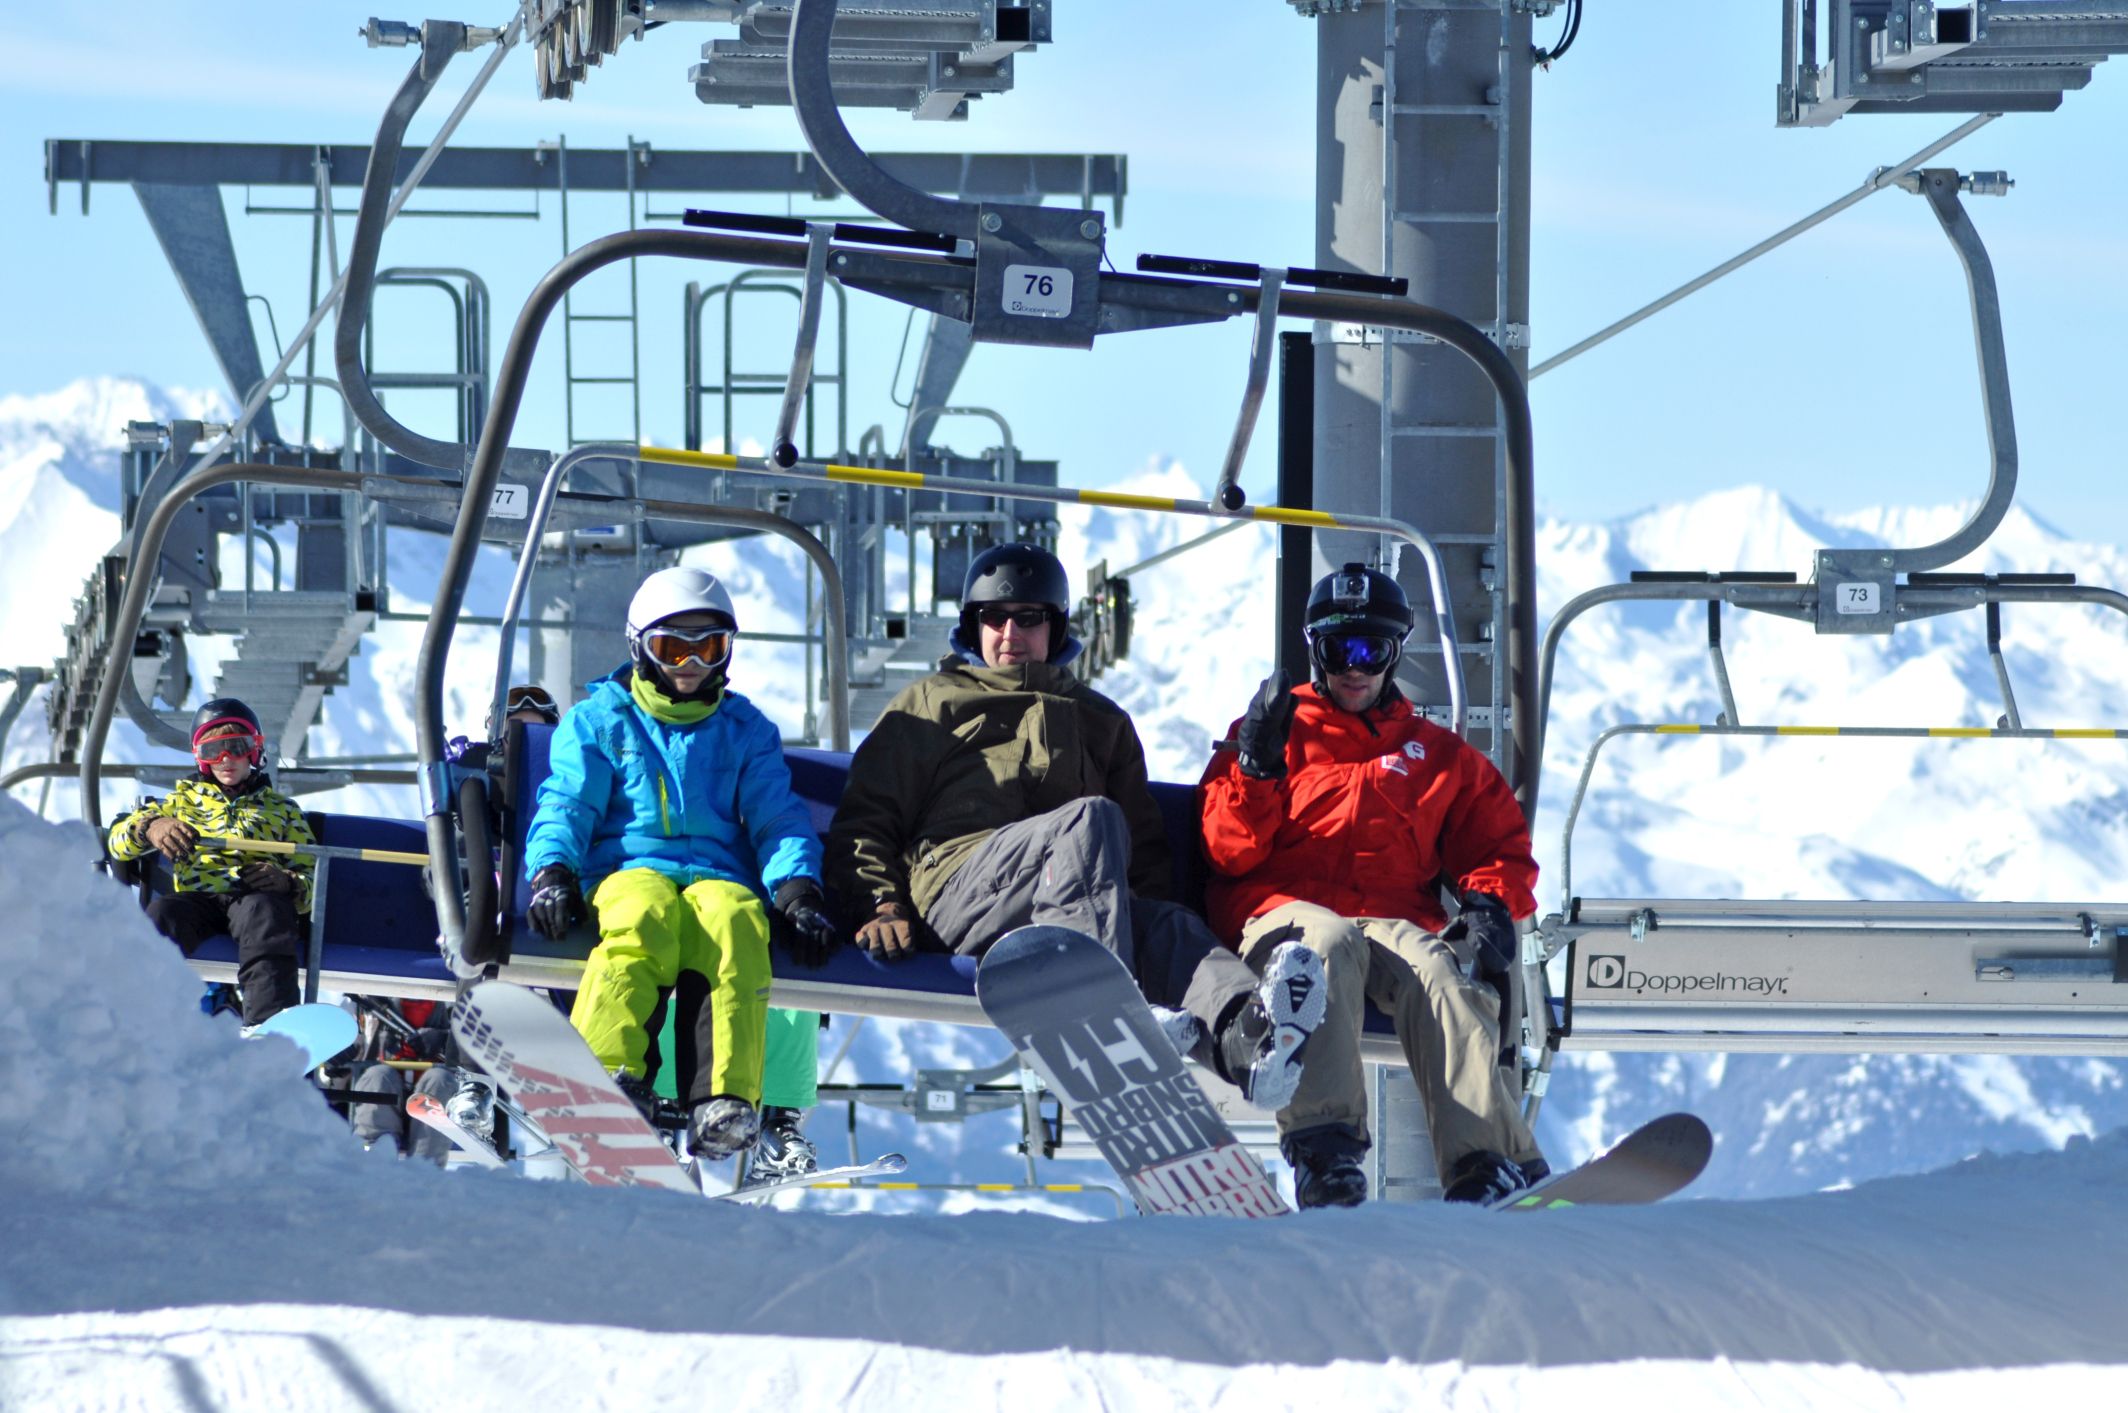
[1585,954,1791,997]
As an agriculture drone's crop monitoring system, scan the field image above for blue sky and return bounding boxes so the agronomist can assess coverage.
[4,3,2124,538]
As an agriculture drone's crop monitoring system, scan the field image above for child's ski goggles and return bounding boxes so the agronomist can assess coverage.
[193,731,264,767]
[641,624,734,670]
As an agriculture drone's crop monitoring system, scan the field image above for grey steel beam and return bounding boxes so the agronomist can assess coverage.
[131,183,280,444]
[45,141,1125,208]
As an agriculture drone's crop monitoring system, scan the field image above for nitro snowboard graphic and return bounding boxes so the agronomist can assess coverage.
[977,925,1289,1218]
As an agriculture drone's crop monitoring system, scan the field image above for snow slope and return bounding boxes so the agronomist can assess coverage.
[2,789,2125,1407]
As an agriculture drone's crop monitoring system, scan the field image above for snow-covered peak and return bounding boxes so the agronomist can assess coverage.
[0,374,224,459]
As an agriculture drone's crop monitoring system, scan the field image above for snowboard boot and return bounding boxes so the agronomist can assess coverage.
[612,1069,659,1124]
[1149,1005,1207,1058]
[744,1105,820,1184]
[441,1069,497,1144]
[1282,1127,1369,1210]
[1441,1149,1545,1206]
[688,1095,761,1162]
[1215,941,1326,1112]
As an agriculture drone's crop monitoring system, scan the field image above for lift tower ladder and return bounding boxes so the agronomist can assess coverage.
[548,135,648,449]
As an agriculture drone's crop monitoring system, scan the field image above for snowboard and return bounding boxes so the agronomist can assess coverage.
[1492,1112,1712,1211]
[405,1091,511,1170]
[246,1003,357,1070]
[976,925,1289,1218]
[449,979,697,1193]
[715,1153,910,1203]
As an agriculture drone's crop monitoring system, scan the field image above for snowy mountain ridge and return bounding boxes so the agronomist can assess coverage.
[7,376,2128,1200]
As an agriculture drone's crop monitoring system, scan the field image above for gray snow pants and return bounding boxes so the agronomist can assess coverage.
[349,1061,457,1166]
[1238,900,1542,1183]
[923,796,1257,1040]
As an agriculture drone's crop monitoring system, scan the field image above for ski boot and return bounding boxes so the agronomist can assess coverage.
[1441,1149,1546,1206]
[687,1095,761,1162]
[743,1105,820,1186]
[1215,941,1326,1112]
[1282,1126,1369,1210]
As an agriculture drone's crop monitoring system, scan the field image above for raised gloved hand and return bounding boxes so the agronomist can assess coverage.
[773,878,841,967]
[1236,669,1297,780]
[526,864,587,941]
[142,816,199,860]
[238,861,299,895]
[855,901,917,962]
[1446,891,1518,973]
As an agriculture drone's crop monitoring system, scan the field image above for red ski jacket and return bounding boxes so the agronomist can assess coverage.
[1198,684,1538,943]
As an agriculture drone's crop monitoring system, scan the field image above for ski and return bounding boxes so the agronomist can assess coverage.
[245,1002,357,1070]
[405,1091,510,1169]
[976,925,1289,1218]
[449,979,697,1193]
[713,1153,910,1203]
[1492,1112,1712,1211]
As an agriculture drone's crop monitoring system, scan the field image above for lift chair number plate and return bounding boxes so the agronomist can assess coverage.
[489,483,529,520]
[1834,582,1881,615]
[1002,264,1074,319]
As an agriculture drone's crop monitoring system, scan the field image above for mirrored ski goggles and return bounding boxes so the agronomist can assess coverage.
[1313,632,1400,676]
[193,732,263,766]
[974,606,1054,631]
[505,684,560,722]
[642,625,734,670]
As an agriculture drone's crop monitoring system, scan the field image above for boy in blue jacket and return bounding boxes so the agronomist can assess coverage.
[522,567,839,1159]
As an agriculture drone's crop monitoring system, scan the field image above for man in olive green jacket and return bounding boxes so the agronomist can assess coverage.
[827,543,1323,1111]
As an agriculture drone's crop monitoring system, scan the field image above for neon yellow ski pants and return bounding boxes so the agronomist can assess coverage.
[572,869,771,1102]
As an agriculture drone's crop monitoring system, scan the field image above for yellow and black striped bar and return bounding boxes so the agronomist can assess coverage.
[198,835,431,867]
[637,446,1350,530]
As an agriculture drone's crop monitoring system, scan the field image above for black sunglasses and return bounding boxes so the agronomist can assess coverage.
[974,606,1053,630]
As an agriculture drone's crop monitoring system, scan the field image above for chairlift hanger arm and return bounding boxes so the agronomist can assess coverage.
[335,22,472,472]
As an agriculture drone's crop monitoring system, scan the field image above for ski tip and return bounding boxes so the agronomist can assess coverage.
[1641,1112,1714,1155]
[874,1152,910,1174]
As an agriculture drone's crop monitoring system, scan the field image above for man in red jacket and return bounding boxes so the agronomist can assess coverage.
[1200,562,1549,1208]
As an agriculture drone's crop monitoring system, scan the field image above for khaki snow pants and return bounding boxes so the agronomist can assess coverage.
[1238,900,1541,1183]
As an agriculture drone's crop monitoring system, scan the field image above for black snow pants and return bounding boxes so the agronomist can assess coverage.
[147,890,302,1025]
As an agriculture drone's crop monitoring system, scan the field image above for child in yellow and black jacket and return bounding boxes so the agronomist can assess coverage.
[107,698,315,1025]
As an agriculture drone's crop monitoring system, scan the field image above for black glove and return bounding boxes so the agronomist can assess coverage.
[1445,891,1518,973]
[1236,669,1297,780]
[406,1026,451,1062]
[238,861,300,895]
[773,878,841,967]
[526,864,587,941]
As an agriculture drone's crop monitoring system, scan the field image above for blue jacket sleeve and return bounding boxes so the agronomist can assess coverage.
[735,711,823,895]
[525,711,612,878]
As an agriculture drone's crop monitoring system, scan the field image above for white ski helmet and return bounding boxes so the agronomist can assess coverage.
[626,566,738,640]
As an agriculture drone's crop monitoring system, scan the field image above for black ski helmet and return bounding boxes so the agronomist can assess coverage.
[958,542,1071,661]
[190,697,265,765]
[961,542,1070,614]
[1304,562,1415,686]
